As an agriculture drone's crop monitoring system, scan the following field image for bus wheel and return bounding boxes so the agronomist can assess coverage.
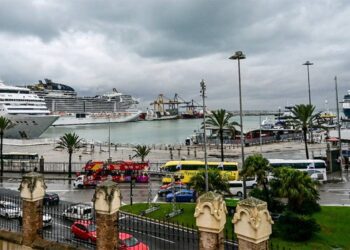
[237,191,243,197]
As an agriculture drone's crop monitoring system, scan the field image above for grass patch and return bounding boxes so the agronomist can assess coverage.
[121,204,350,249]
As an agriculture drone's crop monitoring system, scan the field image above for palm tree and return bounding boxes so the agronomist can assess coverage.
[290,104,317,159]
[270,168,319,213]
[204,109,239,161]
[132,145,151,162]
[56,132,82,183]
[0,117,12,181]
[240,154,271,206]
[188,169,229,195]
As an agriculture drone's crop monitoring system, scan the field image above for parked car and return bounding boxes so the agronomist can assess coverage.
[18,212,52,228]
[158,184,187,197]
[62,204,93,221]
[306,169,324,182]
[0,201,20,219]
[71,220,149,249]
[44,193,60,206]
[228,181,244,197]
[165,190,196,202]
[245,177,258,189]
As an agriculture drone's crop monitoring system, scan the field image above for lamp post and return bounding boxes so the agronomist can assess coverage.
[303,61,314,143]
[200,80,209,192]
[108,115,111,162]
[229,51,247,198]
[335,76,343,176]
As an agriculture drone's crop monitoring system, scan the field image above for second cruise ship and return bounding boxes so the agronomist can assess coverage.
[28,79,141,126]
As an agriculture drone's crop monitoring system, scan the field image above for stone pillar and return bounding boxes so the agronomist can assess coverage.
[19,172,46,246]
[93,180,121,250]
[194,192,227,250]
[233,197,274,250]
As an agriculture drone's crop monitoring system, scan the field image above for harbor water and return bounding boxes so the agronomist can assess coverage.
[40,115,273,145]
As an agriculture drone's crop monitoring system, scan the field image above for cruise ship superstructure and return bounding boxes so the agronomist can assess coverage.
[28,79,141,126]
[342,90,350,118]
[0,82,59,139]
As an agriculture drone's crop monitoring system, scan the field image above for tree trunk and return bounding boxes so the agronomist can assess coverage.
[0,132,3,182]
[68,150,72,184]
[220,130,224,162]
[262,179,270,210]
[303,128,309,159]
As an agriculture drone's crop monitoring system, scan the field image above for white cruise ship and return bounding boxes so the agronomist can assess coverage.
[0,82,59,139]
[27,79,141,126]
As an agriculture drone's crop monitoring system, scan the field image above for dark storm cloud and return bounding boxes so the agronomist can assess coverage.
[1,0,350,111]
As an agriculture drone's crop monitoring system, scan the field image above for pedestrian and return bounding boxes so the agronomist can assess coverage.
[33,166,38,172]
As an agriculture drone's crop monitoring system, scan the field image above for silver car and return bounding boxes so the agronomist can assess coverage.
[0,201,20,219]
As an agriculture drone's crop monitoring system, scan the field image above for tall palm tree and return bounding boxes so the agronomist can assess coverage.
[204,109,239,161]
[240,154,271,206]
[290,104,317,159]
[270,167,319,213]
[56,132,82,183]
[132,145,151,162]
[188,169,229,195]
[0,117,12,181]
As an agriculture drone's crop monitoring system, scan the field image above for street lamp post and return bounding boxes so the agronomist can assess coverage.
[200,80,209,192]
[303,61,314,143]
[335,76,343,177]
[229,51,247,198]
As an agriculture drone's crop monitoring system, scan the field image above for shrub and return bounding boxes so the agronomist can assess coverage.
[277,211,320,241]
[291,199,321,215]
[249,188,285,213]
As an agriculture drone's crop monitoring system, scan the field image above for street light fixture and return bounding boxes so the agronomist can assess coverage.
[229,51,247,198]
[200,80,209,192]
[303,60,314,144]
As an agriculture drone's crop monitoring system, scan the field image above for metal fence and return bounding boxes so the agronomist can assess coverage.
[0,193,22,233]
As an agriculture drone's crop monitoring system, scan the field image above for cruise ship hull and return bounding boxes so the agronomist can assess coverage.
[52,111,141,126]
[4,115,59,139]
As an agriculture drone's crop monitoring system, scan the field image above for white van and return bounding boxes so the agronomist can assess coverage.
[62,204,93,221]
[228,181,244,197]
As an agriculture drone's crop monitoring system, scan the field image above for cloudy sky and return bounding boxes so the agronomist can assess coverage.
[0,0,349,111]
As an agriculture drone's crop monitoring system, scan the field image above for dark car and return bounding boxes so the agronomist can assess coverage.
[44,193,60,206]
[158,184,187,197]
[166,190,196,202]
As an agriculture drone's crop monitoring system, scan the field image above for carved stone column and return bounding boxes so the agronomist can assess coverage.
[194,192,227,250]
[19,172,46,246]
[233,197,274,250]
[93,180,121,250]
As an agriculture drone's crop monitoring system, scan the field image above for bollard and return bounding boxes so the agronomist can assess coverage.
[19,172,46,246]
[39,156,44,173]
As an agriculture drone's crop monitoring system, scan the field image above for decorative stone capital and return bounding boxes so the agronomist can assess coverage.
[19,172,46,202]
[194,192,227,234]
[233,197,274,244]
[93,180,121,215]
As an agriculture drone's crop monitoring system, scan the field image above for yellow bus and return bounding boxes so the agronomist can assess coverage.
[160,160,239,184]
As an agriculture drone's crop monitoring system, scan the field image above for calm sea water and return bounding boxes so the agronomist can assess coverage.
[40,115,273,145]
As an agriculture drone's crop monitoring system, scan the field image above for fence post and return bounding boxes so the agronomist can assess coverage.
[232,197,274,250]
[19,172,46,247]
[39,156,44,173]
[194,192,227,250]
[93,180,121,250]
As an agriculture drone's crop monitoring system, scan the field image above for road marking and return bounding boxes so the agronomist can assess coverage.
[327,189,350,192]
[152,194,158,203]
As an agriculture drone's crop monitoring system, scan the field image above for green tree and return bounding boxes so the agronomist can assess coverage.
[290,104,317,159]
[188,169,229,195]
[132,145,151,162]
[56,132,82,183]
[204,109,239,161]
[240,154,271,207]
[0,116,12,181]
[270,168,319,213]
